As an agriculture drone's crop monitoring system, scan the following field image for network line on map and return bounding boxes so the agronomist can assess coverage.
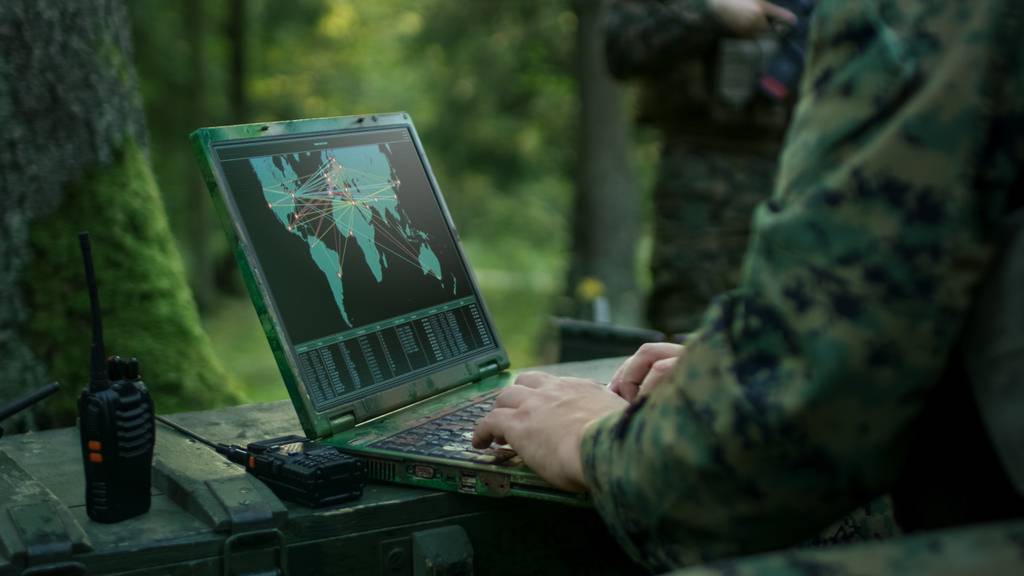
[260,155,438,279]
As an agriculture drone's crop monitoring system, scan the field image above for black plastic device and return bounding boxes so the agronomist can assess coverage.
[78,232,156,523]
[243,435,366,507]
[156,416,365,507]
[759,0,815,102]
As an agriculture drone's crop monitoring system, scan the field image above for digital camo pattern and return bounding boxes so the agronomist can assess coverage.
[606,0,790,335]
[605,0,718,83]
[673,519,1024,576]
[585,0,1023,571]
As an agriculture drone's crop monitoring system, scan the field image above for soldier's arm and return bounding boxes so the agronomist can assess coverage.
[583,0,1021,570]
[605,0,721,79]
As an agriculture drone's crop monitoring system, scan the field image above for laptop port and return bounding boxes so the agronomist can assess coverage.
[458,473,477,494]
[413,465,435,479]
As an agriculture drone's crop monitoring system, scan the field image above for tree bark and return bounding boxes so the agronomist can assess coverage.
[213,0,250,295]
[185,0,216,310]
[0,0,241,429]
[569,0,640,325]
[227,0,249,124]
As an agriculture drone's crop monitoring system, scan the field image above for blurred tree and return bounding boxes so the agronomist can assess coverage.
[130,0,236,305]
[227,0,249,124]
[0,0,242,429]
[185,0,217,309]
[411,1,578,246]
[568,0,639,324]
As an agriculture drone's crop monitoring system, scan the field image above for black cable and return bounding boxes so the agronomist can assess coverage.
[155,415,248,464]
[155,414,217,449]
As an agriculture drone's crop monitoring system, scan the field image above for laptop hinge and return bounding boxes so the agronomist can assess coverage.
[328,413,356,436]
[477,360,501,379]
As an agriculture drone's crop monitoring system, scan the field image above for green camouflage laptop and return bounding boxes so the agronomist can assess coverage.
[190,113,583,505]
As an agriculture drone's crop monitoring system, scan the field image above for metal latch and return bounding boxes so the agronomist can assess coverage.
[222,528,288,576]
[209,476,279,530]
[379,526,475,576]
[412,526,473,576]
[208,477,289,576]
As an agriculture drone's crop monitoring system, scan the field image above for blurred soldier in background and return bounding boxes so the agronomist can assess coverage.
[606,0,811,334]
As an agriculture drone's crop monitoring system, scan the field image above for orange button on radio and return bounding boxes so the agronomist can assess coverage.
[88,452,103,463]
[87,440,102,451]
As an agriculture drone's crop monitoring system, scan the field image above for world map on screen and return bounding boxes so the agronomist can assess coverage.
[249,144,445,327]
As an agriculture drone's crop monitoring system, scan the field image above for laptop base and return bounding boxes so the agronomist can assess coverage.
[326,371,588,506]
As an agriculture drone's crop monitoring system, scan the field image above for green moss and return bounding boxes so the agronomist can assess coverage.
[22,142,243,426]
[204,296,282,403]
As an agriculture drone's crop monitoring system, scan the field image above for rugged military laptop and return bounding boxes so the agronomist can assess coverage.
[190,113,582,505]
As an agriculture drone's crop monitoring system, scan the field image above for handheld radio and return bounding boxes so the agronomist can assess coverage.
[78,232,156,523]
[156,416,365,508]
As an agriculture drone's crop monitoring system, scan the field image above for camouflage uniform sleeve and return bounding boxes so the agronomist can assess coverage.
[582,0,1023,571]
[605,0,720,79]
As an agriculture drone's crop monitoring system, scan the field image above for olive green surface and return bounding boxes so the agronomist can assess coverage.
[0,357,639,576]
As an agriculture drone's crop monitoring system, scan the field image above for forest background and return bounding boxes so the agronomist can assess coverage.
[129,0,658,404]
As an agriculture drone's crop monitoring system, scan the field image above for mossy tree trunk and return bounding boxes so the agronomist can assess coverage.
[0,0,242,429]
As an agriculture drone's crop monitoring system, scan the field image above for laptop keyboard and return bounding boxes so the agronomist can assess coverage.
[368,393,518,465]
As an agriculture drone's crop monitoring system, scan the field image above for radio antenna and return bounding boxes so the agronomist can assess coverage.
[79,232,109,391]
[155,415,248,464]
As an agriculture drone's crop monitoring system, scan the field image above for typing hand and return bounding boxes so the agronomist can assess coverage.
[609,343,686,403]
[472,372,627,492]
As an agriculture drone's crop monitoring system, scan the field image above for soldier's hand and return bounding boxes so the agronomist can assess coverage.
[710,0,797,36]
[472,372,627,492]
[609,343,685,402]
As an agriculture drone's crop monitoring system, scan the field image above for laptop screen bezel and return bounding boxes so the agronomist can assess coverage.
[190,113,510,439]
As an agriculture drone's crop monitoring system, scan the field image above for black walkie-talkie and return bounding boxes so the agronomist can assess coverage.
[78,232,156,523]
[156,416,365,508]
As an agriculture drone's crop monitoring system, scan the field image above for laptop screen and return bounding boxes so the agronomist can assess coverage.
[211,127,498,411]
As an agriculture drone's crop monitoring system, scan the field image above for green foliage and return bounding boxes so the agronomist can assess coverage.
[204,297,279,403]
[130,0,649,404]
[22,143,243,425]
[247,0,578,254]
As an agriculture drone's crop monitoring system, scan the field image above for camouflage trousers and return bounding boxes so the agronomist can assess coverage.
[647,140,778,335]
[672,518,1024,576]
